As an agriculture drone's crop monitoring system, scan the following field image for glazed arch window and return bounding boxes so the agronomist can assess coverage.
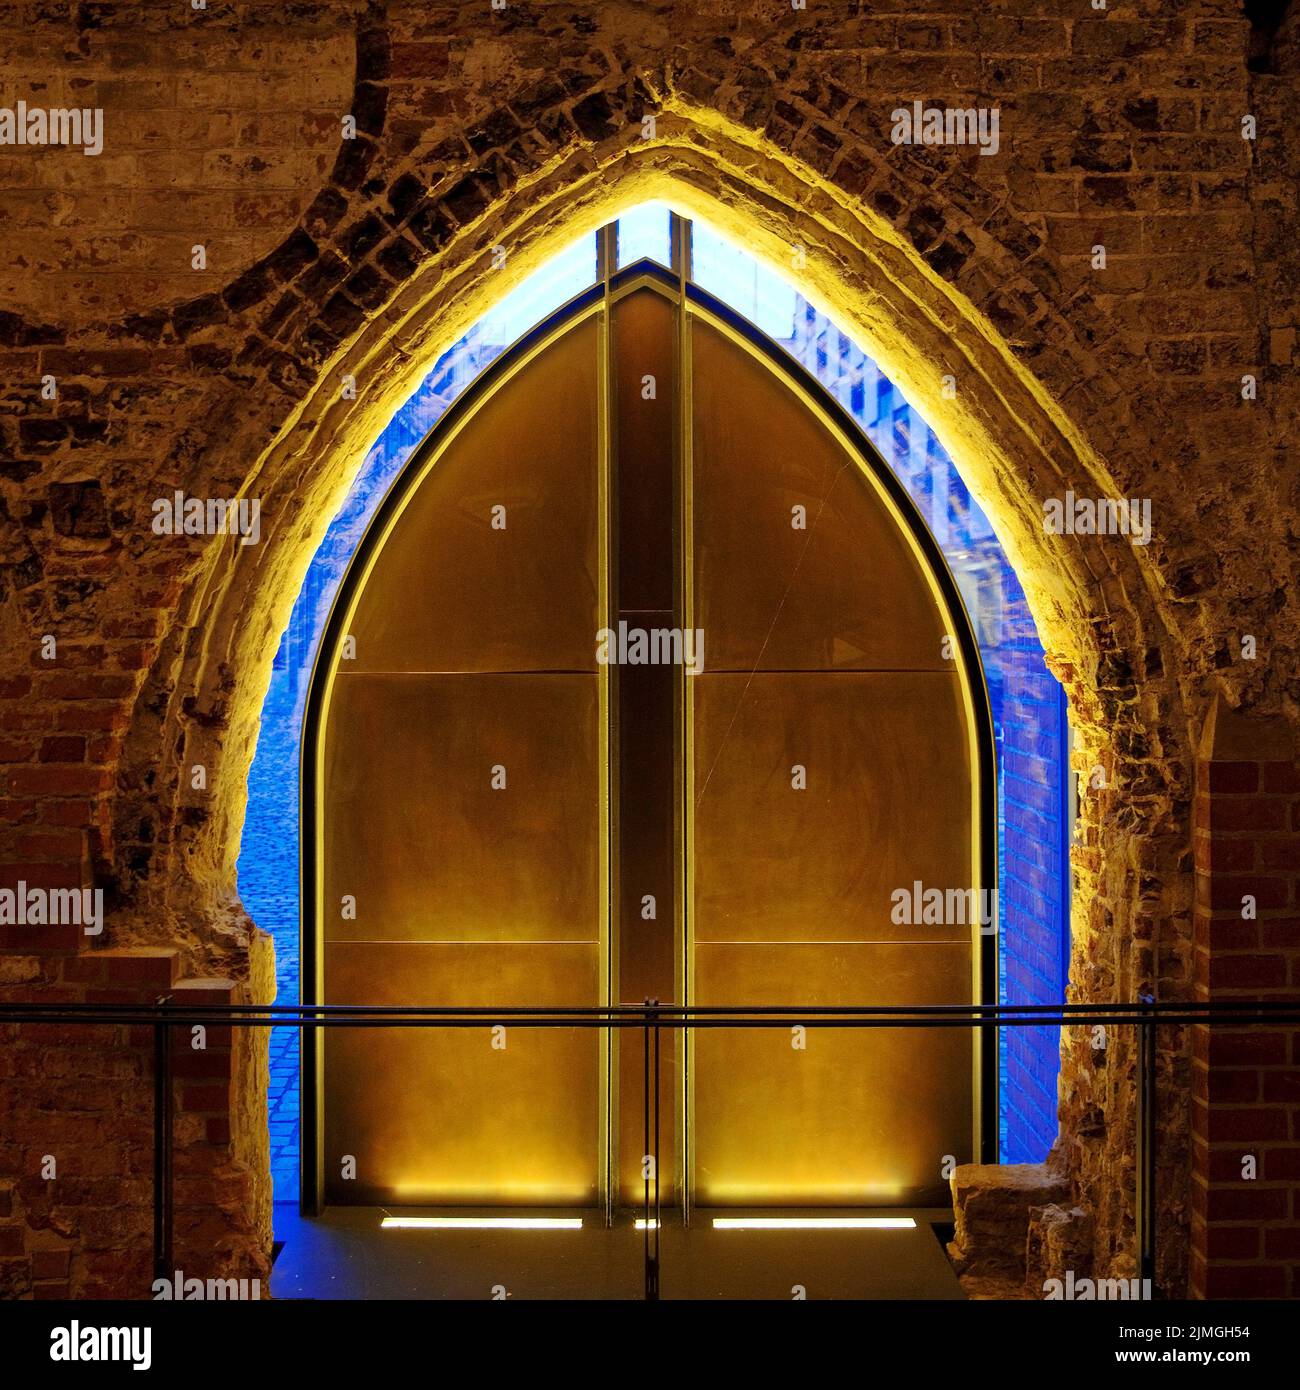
[238,205,1071,1208]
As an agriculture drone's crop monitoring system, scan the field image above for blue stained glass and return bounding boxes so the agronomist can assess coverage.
[690,222,799,341]
[616,200,673,269]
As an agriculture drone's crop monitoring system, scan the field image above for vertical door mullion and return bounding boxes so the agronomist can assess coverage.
[671,212,695,1226]
[597,223,618,1226]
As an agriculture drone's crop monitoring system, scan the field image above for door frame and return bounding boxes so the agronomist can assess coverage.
[298,255,998,1217]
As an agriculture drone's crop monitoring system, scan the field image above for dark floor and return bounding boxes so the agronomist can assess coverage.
[270,1204,965,1300]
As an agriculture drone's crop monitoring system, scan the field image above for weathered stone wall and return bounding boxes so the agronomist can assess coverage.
[1,0,1297,1297]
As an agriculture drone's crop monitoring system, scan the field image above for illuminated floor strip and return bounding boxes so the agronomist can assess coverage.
[711,1217,916,1230]
[381,1216,583,1231]
[380,1215,914,1231]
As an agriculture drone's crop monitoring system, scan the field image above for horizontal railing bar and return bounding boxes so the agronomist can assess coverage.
[3,1011,1299,1028]
[3,998,1298,1017]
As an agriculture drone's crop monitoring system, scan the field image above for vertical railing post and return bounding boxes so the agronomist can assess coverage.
[642,998,660,1301]
[152,994,174,1284]
[1135,993,1157,1295]
[652,999,661,1294]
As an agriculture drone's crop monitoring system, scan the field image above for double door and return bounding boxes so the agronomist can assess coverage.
[308,267,985,1212]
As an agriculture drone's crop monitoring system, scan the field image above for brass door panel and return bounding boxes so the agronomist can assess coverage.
[345,317,601,674]
[686,304,982,1208]
[323,672,600,943]
[690,318,951,673]
[692,672,972,943]
[324,941,600,1205]
[321,670,602,1204]
[318,309,605,1218]
[691,942,972,1205]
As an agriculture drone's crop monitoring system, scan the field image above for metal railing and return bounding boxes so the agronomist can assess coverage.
[4,997,1300,1300]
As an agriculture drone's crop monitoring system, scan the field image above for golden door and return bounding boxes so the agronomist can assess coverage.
[306,264,987,1211]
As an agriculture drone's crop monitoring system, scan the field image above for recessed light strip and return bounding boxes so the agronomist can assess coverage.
[711,1217,916,1230]
[381,1216,583,1230]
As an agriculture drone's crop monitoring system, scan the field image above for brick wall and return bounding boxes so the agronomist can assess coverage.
[1191,701,1300,1298]
[0,945,272,1298]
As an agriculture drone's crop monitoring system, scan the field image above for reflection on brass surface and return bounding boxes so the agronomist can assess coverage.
[614,289,676,613]
[692,943,972,1205]
[617,1023,678,1205]
[612,289,680,1203]
[324,673,600,943]
[614,657,678,1203]
[691,319,951,673]
[693,673,971,942]
[347,318,601,674]
[324,942,599,1205]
